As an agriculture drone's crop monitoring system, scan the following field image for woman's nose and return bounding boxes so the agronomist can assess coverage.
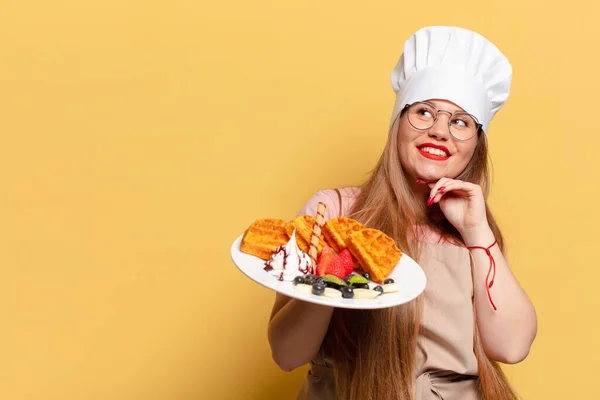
[428,112,452,140]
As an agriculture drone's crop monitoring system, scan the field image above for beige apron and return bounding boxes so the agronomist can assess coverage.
[297,241,479,400]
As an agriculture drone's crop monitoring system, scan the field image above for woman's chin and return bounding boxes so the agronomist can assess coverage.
[415,170,442,182]
[413,164,454,182]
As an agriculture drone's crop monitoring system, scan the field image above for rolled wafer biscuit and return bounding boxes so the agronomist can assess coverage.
[308,202,327,264]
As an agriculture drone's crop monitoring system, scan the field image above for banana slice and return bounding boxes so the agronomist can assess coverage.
[323,287,342,299]
[295,284,312,294]
[382,283,400,293]
[353,288,381,299]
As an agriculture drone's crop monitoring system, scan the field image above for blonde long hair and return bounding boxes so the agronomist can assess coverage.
[322,112,519,400]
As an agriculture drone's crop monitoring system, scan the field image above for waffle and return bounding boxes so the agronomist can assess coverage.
[286,215,325,254]
[346,228,402,283]
[322,217,366,253]
[240,218,289,260]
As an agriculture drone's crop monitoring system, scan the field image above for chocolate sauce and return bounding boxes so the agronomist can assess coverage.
[264,242,314,277]
[298,252,314,275]
[263,263,273,272]
[264,246,286,272]
[282,247,288,270]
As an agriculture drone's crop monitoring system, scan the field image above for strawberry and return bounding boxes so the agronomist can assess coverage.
[324,249,355,279]
[324,258,347,279]
[316,246,336,277]
[336,249,355,277]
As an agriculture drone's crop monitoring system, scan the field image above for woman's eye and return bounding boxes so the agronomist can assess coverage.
[452,118,468,127]
[418,109,433,118]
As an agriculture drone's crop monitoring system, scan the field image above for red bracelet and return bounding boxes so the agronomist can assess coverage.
[467,239,498,311]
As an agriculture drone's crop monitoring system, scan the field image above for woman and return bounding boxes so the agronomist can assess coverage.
[267,26,537,400]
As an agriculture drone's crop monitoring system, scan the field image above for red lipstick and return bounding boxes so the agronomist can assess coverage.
[417,143,450,161]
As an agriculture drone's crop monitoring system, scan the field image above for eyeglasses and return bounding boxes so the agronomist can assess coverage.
[402,102,482,141]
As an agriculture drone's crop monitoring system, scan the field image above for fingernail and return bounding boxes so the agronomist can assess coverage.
[438,186,445,192]
[427,197,434,206]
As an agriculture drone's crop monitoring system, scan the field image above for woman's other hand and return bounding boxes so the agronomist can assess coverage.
[423,178,489,238]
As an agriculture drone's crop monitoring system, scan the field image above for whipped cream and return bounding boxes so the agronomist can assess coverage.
[264,229,314,281]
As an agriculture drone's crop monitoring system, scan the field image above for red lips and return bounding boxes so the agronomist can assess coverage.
[417,143,450,160]
[418,143,450,154]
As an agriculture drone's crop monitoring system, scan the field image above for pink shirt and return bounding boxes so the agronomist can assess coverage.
[297,187,359,221]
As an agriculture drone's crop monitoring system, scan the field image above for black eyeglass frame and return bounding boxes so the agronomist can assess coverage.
[401,102,483,141]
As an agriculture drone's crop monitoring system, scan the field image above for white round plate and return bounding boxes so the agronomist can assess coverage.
[230,235,426,309]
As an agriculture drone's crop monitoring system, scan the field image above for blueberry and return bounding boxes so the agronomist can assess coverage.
[293,276,305,285]
[315,277,325,285]
[384,278,395,284]
[373,285,384,293]
[304,275,316,285]
[362,272,371,281]
[312,283,325,295]
[355,283,369,289]
[341,287,354,298]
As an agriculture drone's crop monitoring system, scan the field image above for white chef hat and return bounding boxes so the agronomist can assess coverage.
[390,26,512,133]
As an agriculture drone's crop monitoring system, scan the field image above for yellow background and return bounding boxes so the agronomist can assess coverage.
[1,0,598,399]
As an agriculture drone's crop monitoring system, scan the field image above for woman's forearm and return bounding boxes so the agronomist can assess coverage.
[268,294,334,372]
[462,226,537,364]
